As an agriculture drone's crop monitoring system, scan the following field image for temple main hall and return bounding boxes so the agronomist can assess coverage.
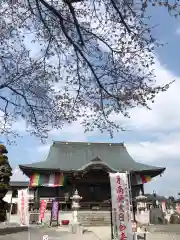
[19,141,165,209]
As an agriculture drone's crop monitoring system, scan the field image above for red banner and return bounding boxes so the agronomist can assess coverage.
[40,200,47,221]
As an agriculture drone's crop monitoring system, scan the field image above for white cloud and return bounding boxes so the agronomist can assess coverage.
[49,120,95,141]
[45,57,179,139]
[37,144,51,153]
[111,58,178,133]
[36,121,94,152]
[127,132,180,196]
[126,132,180,163]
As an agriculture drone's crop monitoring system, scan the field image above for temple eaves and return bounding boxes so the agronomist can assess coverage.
[19,141,165,178]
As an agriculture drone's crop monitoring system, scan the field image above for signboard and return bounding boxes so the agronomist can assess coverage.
[109,172,133,240]
[17,189,29,226]
[50,200,59,226]
[40,200,47,221]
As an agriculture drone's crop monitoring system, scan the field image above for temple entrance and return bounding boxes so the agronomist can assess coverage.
[89,184,102,202]
[77,168,111,205]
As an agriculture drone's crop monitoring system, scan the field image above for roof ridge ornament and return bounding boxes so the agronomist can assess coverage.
[91,156,102,162]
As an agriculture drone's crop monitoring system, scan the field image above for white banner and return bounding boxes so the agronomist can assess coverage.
[161,201,167,213]
[18,189,29,226]
[109,172,133,240]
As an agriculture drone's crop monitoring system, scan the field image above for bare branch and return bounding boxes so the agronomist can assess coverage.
[0,0,176,139]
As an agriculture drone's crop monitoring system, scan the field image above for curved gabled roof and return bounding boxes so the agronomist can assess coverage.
[145,194,167,201]
[19,141,165,177]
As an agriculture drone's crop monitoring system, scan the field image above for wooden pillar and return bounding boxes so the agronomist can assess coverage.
[110,200,114,240]
[72,173,76,193]
[34,187,40,208]
[33,187,36,201]
[34,187,37,201]
[56,187,59,198]
[141,184,145,195]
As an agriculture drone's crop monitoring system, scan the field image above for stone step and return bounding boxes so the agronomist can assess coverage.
[78,211,111,226]
[78,218,111,221]
[79,221,111,226]
[79,220,111,222]
[81,223,111,227]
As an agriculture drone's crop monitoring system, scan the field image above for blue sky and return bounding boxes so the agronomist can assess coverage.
[4,7,180,197]
[148,6,180,75]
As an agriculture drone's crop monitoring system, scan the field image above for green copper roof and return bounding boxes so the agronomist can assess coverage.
[19,142,165,176]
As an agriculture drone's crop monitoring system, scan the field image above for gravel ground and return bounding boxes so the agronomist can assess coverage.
[146,233,180,240]
[1,224,180,240]
[0,227,71,240]
[1,231,180,240]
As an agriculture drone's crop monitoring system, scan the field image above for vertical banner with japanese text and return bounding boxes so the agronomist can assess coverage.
[109,172,133,240]
[51,200,59,220]
[40,200,47,221]
[50,200,59,226]
[17,188,29,226]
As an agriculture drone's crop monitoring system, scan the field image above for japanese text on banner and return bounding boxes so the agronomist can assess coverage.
[110,173,133,240]
[17,189,29,226]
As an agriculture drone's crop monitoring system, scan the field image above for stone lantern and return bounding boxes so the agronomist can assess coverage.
[136,190,147,214]
[135,191,149,227]
[70,189,82,223]
[70,190,83,234]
